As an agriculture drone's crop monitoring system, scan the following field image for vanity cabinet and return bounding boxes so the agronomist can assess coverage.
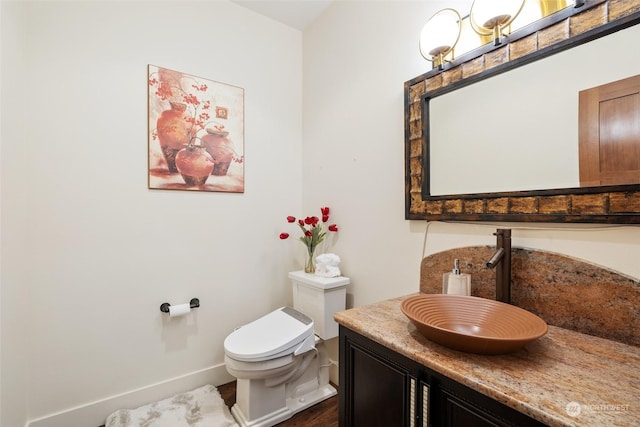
[339,326,547,427]
[339,325,427,426]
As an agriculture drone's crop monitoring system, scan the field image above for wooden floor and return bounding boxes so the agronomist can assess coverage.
[218,381,339,427]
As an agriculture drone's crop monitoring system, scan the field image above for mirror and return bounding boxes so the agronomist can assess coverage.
[430,23,640,196]
[405,0,640,223]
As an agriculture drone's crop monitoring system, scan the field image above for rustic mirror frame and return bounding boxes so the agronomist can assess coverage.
[405,0,640,223]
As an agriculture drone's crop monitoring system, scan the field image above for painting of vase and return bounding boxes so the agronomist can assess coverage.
[148,65,244,193]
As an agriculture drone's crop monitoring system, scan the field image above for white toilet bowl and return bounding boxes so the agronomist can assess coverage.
[224,307,336,427]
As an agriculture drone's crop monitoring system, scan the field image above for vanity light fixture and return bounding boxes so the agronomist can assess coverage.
[419,8,462,70]
[470,0,526,46]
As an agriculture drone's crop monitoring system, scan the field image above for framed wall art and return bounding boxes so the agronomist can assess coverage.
[148,65,244,192]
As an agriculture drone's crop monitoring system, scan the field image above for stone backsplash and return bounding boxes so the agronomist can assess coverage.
[420,247,640,346]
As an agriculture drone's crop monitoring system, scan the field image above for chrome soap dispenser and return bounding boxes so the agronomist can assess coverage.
[442,259,471,296]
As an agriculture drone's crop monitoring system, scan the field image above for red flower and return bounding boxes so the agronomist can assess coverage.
[192,83,208,92]
[182,93,200,106]
[280,207,339,258]
[304,216,319,226]
[154,81,174,101]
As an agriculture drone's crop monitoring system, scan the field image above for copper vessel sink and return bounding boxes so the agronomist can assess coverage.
[401,294,548,355]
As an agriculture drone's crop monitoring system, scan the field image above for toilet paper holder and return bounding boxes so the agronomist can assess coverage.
[160,298,200,313]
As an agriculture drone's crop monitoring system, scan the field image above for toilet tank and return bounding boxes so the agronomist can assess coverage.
[289,271,349,340]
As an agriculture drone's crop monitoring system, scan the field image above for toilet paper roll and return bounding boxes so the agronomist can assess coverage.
[169,303,191,318]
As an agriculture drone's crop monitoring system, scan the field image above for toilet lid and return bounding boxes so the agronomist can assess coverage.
[224,307,314,362]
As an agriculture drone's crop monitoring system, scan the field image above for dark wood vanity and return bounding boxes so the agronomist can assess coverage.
[339,326,546,427]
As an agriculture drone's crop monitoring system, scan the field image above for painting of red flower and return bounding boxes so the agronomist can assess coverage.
[148,65,244,193]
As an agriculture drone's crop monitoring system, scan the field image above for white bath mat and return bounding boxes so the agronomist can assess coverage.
[105,384,239,427]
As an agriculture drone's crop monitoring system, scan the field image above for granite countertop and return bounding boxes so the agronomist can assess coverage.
[334,294,640,427]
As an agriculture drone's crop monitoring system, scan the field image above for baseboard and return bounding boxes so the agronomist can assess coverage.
[27,364,235,427]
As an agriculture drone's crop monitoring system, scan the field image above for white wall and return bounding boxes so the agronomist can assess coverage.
[1,3,29,426]
[303,0,640,311]
[1,1,303,426]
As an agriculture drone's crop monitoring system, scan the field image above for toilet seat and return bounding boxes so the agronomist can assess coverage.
[224,353,298,380]
[224,307,314,362]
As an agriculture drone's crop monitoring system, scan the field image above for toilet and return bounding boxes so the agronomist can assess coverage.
[224,271,349,427]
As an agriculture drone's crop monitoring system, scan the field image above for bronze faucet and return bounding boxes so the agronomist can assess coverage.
[486,229,512,304]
